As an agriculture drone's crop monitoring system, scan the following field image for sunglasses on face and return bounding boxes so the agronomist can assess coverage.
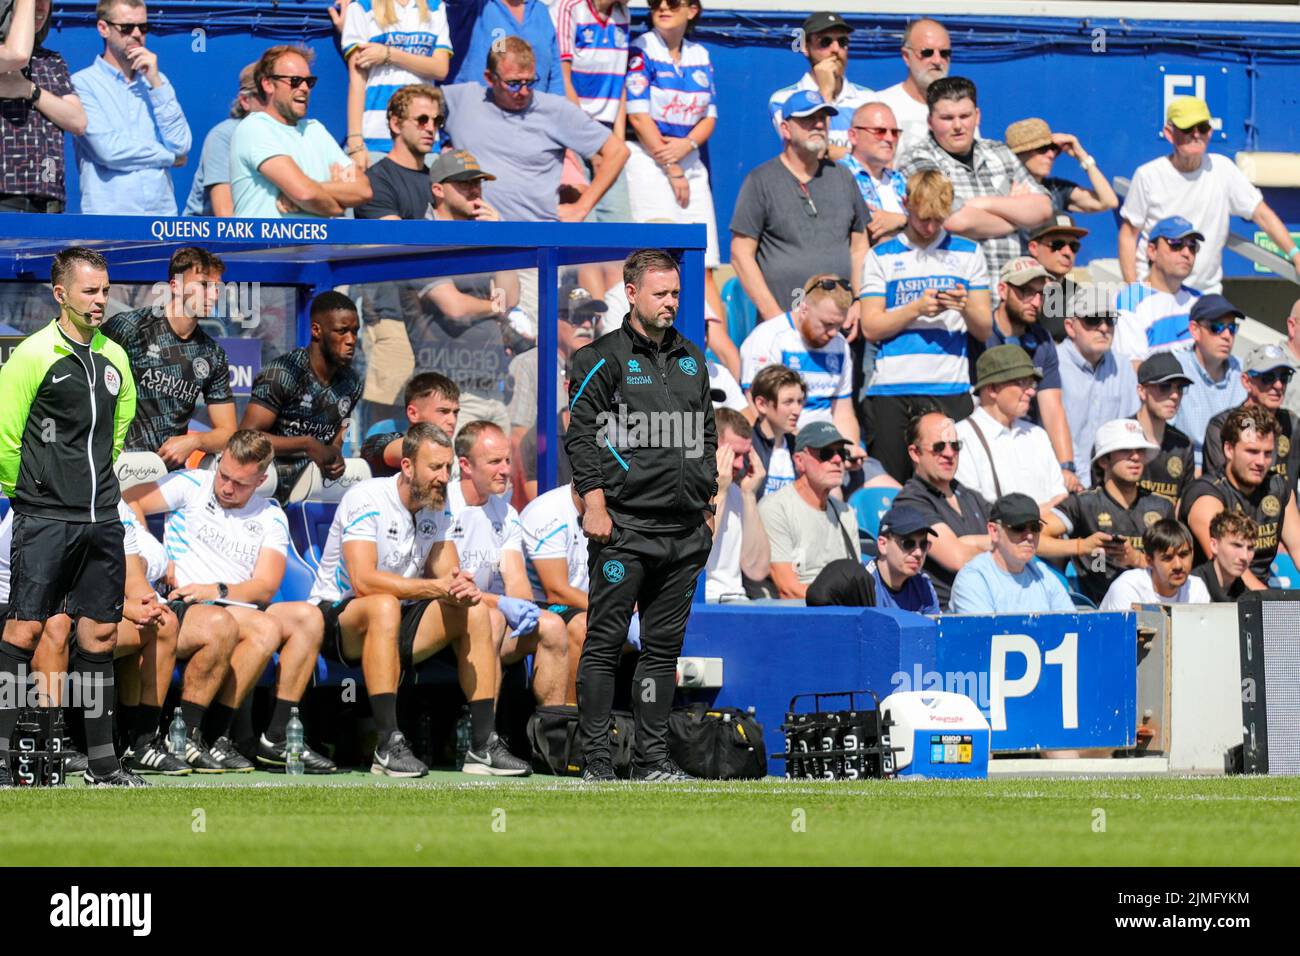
[1178,122,1213,136]
[1198,319,1238,336]
[893,534,932,553]
[815,34,850,50]
[810,445,847,463]
[1252,369,1295,388]
[650,0,686,8]
[908,47,952,60]
[921,440,962,455]
[270,74,319,90]
[1006,522,1043,535]
[104,20,149,36]
[495,74,540,92]
[1146,381,1185,396]
[1028,143,1060,157]
[1077,314,1116,330]
[853,125,902,139]
[1045,239,1080,253]
[1161,237,1201,254]
[407,113,444,129]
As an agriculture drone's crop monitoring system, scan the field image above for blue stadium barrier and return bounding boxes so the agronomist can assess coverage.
[849,486,898,541]
[721,276,758,349]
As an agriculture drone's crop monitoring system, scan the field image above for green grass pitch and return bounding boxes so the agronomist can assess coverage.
[4,772,1299,866]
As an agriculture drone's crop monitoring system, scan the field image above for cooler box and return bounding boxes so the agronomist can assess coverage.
[879,691,990,779]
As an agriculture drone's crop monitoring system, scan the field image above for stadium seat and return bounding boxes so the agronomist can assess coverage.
[1034,558,1096,609]
[286,458,371,504]
[288,501,338,567]
[1269,554,1298,588]
[115,451,167,492]
[849,487,898,540]
[721,276,758,348]
[274,539,318,604]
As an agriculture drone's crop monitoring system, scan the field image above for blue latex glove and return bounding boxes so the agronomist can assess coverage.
[626,615,642,651]
[498,596,540,637]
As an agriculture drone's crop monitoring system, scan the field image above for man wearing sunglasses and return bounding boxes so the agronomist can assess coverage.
[842,101,908,244]
[949,492,1073,614]
[876,18,960,158]
[1113,216,1203,366]
[1120,95,1297,295]
[1171,294,1247,470]
[72,0,191,215]
[231,44,372,219]
[1028,213,1088,342]
[356,84,446,221]
[1057,284,1139,488]
[1203,344,1300,486]
[768,11,874,161]
[1039,418,1174,605]
[1130,352,1195,506]
[867,506,940,613]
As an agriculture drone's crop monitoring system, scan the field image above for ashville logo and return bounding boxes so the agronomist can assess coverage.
[49,886,152,936]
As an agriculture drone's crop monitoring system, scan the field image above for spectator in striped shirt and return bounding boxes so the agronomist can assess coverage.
[341,0,452,168]
[859,169,992,484]
[895,76,1052,302]
[0,0,86,213]
[1112,215,1203,367]
[768,11,873,161]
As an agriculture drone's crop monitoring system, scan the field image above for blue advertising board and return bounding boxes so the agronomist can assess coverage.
[218,337,262,397]
[933,613,1138,751]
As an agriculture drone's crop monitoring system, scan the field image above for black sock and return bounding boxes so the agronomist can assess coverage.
[117,704,137,748]
[179,700,206,736]
[469,698,495,751]
[232,694,255,745]
[0,642,36,760]
[132,705,162,749]
[265,698,296,744]
[73,648,118,776]
[371,693,397,738]
[207,703,236,740]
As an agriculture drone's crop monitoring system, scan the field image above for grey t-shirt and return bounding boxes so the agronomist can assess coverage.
[507,348,566,429]
[184,117,237,216]
[440,83,611,222]
[356,157,432,220]
[729,157,868,311]
[758,483,860,585]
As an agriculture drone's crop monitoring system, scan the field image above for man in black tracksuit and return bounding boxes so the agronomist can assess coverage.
[565,249,717,783]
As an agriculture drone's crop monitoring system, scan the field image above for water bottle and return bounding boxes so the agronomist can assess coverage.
[167,708,186,758]
[454,705,472,770]
[286,707,305,776]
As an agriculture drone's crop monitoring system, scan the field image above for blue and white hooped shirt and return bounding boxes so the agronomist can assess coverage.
[739,314,853,427]
[556,0,629,125]
[1112,281,1202,364]
[860,229,989,396]
[625,30,717,139]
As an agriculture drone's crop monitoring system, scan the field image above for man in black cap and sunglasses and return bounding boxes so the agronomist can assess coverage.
[1171,294,1247,470]
[1202,343,1300,486]
[1029,213,1088,342]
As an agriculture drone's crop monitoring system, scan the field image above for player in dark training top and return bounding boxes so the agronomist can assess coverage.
[1128,352,1194,507]
[1180,404,1300,589]
[360,372,460,479]
[1201,343,1300,487]
[102,247,236,467]
[1042,419,1175,605]
[241,291,364,503]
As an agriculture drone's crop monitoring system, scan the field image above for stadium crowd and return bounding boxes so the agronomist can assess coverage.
[1,2,1299,782]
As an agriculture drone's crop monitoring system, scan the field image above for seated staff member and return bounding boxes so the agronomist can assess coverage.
[126,430,336,773]
[1179,405,1300,591]
[949,493,1074,615]
[1099,519,1209,610]
[102,246,237,469]
[1039,419,1175,606]
[1192,510,1256,602]
[308,422,529,777]
[360,372,460,479]
[241,291,364,504]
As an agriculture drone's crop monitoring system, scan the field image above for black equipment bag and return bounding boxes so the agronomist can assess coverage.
[527,705,634,778]
[667,703,767,779]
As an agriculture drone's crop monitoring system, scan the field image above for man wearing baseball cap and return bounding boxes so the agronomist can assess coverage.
[758,421,860,600]
[955,345,1068,510]
[767,12,874,158]
[1039,418,1175,605]
[1005,116,1118,224]
[1202,343,1300,485]
[949,492,1074,614]
[430,149,500,222]
[804,503,940,612]
[1119,95,1296,294]
[1171,293,1247,469]
[1113,215,1204,366]
[969,256,1071,485]
[730,90,868,319]
[1131,352,1195,505]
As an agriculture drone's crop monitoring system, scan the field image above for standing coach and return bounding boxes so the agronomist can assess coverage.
[0,246,139,787]
[566,249,717,783]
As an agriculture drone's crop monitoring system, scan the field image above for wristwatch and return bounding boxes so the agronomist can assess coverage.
[27,83,41,106]
[1060,461,1077,474]
[217,583,229,599]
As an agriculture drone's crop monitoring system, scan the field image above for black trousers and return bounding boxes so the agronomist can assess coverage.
[864,392,974,485]
[577,522,712,766]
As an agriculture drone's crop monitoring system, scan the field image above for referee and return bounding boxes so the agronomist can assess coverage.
[565,249,717,783]
[0,247,139,787]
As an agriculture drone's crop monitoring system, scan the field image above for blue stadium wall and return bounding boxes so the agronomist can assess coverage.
[34,1,1300,280]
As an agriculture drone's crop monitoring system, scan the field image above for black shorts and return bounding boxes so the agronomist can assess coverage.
[397,600,434,673]
[316,597,429,674]
[316,597,357,665]
[9,514,125,624]
[545,603,584,625]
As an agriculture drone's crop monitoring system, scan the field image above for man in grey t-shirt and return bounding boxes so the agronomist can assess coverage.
[758,421,861,600]
[440,36,628,223]
[730,91,869,319]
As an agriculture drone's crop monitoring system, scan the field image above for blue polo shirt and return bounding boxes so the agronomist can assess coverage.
[867,559,940,614]
[949,553,1075,615]
[456,0,563,95]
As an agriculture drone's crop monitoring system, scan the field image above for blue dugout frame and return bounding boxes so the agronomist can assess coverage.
[0,214,708,493]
